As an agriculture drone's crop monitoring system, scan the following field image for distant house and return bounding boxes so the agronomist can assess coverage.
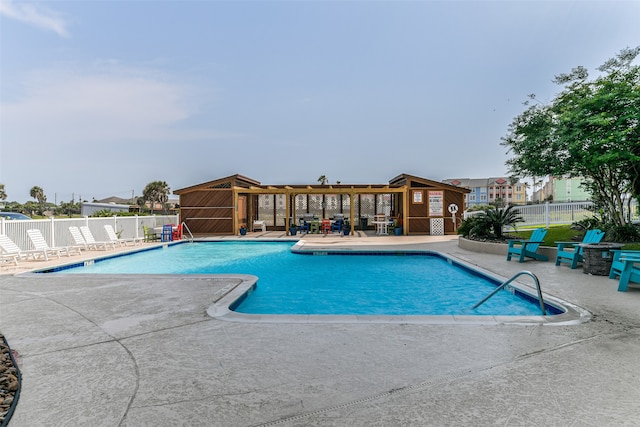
[93,196,179,213]
[443,177,527,207]
[81,202,131,216]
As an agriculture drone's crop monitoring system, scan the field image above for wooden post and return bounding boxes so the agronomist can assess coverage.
[285,190,291,235]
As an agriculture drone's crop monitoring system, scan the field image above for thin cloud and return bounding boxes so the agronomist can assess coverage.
[0,0,69,37]
[1,65,235,148]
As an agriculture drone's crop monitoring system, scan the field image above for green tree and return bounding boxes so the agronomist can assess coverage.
[317,175,328,185]
[29,185,47,215]
[142,181,171,214]
[0,184,6,201]
[501,47,640,226]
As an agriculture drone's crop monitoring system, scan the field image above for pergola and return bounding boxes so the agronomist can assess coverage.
[174,173,469,236]
[235,184,407,235]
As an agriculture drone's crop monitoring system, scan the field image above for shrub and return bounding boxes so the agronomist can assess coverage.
[458,206,523,240]
[603,223,640,243]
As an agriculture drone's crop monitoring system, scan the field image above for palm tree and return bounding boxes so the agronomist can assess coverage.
[483,205,524,239]
[30,186,46,215]
[317,175,328,185]
[0,183,6,201]
[142,181,171,214]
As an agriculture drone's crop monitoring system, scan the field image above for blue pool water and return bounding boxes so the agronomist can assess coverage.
[54,241,557,316]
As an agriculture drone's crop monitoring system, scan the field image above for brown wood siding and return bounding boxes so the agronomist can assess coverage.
[179,190,234,234]
[443,192,465,234]
[407,188,429,234]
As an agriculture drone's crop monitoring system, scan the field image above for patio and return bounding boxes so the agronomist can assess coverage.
[1,235,639,426]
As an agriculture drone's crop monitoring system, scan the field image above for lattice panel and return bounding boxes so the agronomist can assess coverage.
[376,194,392,216]
[257,194,274,226]
[430,218,445,235]
[308,195,323,218]
[324,194,339,218]
[357,195,375,226]
[274,194,286,228]
[341,196,351,215]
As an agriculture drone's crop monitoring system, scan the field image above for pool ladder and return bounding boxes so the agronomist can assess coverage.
[472,270,546,315]
[181,222,195,243]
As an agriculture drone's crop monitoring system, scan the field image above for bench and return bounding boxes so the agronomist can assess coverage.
[253,221,266,232]
[609,250,640,292]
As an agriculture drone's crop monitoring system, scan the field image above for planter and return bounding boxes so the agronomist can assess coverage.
[289,227,298,236]
[393,227,403,236]
[239,228,247,236]
[343,226,350,236]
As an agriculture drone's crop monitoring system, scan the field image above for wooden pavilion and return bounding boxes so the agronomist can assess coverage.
[173,173,469,236]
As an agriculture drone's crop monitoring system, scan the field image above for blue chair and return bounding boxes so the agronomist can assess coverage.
[331,219,343,233]
[506,228,549,262]
[609,250,640,291]
[555,229,605,269]
[299,219,310,234]
[161,224,173,242]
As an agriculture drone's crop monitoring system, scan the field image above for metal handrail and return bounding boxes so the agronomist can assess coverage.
[472,270,546,315]
[181,222,195,243]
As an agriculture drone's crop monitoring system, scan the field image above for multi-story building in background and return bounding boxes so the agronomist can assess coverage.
[442,177,528,208]
[532,175,591,202]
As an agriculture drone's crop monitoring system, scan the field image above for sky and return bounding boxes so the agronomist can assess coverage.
[1,0,639,204]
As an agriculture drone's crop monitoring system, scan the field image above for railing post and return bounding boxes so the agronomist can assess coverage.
[545,202,550,229]
[50,216,56,247]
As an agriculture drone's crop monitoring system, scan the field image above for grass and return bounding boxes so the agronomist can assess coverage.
[505,225,640,250]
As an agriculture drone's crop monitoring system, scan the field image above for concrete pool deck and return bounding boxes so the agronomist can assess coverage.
[1,233,640,426]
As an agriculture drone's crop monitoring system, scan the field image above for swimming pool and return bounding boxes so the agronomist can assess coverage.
[46,241,567,318]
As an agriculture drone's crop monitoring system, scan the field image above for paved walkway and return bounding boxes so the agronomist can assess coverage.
[1,234,640,426]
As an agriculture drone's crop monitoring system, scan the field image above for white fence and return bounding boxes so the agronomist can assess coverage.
[464,201,639,229]
[0,215,179,252]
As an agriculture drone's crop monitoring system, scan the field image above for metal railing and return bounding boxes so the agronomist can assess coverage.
[472,271,546,315]
[464,201,639,229]
[0,215,179,252]
[181,221,194,242]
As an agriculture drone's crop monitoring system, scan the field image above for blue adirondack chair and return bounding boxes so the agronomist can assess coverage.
[506,228,549,263]
[609,250,640,291]
[555,229,605,269]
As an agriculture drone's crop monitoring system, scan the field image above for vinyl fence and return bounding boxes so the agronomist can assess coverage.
[464,201,640,230]
[0,215,179,252]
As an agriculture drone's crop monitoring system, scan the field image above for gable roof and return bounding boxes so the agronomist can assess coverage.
[389,173,470,194]
[173,174,261,194]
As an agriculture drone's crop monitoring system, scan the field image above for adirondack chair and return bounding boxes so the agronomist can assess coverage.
[608,250,640,292]
[555,229,605,269]
[506,228,549,263]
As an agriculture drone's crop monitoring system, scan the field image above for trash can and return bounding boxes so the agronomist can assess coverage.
[359,217,368,230]
[581,243,624,275]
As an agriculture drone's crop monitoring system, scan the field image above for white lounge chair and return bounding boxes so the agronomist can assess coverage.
[26,229,81,261]
[80,226,117,250]
[104,224,141,246]
[68,226,89,250]
[0,235,37,265]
